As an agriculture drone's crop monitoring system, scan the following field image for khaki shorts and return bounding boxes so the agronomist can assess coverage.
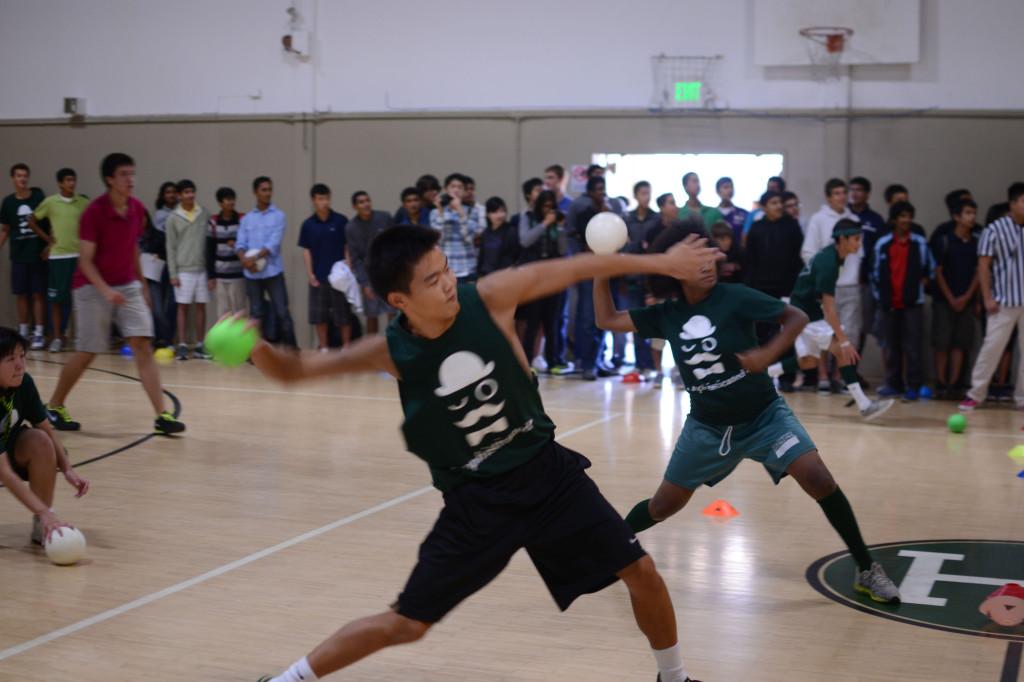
[173,271,209,304]
[74,282,154,353]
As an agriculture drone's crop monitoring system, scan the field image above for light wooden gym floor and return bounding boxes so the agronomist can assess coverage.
[0,353,1020,681]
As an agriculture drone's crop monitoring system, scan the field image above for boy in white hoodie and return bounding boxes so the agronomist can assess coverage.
[802,178,858,392]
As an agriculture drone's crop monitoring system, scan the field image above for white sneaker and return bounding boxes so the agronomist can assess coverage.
[531,356,549,373]
[30,334,45,351]
[861,398,894,421]
[48,338,63,353]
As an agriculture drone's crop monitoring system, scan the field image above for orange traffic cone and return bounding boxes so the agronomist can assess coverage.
[702,499,739,518]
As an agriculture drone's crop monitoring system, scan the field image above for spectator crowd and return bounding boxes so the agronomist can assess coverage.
[3,155,1023,411]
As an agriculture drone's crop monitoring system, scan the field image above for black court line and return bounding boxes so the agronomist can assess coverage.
[806,540,1024,643]
[806,540,1024,682]
[2,358,182,483]
[1002,642,1022,682]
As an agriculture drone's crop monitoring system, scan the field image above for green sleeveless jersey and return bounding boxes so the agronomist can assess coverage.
[385,284,556,492]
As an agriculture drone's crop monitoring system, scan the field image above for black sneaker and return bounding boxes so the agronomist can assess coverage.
[46,404,81,431]
[154,411,186,435]
[581,368,597,381]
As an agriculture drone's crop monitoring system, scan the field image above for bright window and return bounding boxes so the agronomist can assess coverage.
[594,153,785,212]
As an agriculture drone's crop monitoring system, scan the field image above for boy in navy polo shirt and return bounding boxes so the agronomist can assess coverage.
[931,199,979,399]
[299,184,351,350]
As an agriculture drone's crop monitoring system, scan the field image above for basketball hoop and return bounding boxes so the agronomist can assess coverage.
[799,26,853,81]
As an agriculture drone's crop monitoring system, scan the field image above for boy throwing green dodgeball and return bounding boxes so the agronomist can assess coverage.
[252,226,718,682]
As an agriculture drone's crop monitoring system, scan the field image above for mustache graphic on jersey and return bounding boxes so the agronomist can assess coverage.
[692,363,726,380]
[453,400,507,429]
[683,352,722,365]
[465,416,511,447]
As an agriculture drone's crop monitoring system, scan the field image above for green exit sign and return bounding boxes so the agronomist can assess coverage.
[674,81,702,102]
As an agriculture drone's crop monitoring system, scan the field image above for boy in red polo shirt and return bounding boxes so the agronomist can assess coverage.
[45,153,185,435]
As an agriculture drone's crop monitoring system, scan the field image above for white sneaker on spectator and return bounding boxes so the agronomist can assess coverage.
[48,338,63,353]
[30,334,45,351]
[531,356,549,373]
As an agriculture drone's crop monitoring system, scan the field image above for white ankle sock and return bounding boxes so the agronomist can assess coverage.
[271,657,317,682]
[653,643,689,682]
[848,382,872,411]
[767,362,784,378]
[18,324,29,336]
[33,325,44,336]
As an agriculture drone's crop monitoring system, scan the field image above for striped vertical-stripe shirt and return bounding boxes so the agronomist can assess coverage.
[978,216,1024,306]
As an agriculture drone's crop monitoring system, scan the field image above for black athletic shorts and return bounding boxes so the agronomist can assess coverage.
[11,261,47,296]
[395,439,646,623]
[3,425,32,481]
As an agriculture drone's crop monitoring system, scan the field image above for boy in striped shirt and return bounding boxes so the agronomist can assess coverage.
[960,182,1024,410]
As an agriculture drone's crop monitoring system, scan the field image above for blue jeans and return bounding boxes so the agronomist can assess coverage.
[622,285,654,370]
[246,274,297,347]
[146,270,176,346]
[573,279,603,371]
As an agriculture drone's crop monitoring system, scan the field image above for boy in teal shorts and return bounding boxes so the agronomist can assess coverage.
[32,167,89,353]
[594,226,901,604]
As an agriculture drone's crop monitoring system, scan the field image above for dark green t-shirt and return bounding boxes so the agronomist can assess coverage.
[1,188,47,263]
[630,283,786,425]
[386,284,556,492]
[790,245,842,322]
[0,374,48,455]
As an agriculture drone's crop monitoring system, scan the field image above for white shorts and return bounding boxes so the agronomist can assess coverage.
[173,271,209,304]
[795,319,835,359]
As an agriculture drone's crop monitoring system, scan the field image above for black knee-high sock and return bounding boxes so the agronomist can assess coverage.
[625,499,659,533]
[818,487,872,571]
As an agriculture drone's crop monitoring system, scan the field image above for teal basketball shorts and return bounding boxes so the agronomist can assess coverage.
[666,398,816,490]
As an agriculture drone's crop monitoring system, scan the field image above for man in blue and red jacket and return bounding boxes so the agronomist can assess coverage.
[871,201,935,401]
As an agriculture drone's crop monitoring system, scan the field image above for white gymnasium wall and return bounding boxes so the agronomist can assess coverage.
[1,0,1023,119]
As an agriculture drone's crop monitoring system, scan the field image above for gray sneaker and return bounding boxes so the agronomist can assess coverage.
[861,398,894,421]
[855,562,901,603]
[31,515,44,546]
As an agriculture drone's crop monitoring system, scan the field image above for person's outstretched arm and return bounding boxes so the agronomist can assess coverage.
[736,305,808,373]
[478,235,720,319]
[593,277,638,333]
[252,332,398,383]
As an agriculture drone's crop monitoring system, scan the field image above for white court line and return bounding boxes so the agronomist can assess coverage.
[799,418,1024,441]
[35,372,1024,438]
[28,374,615,415]
[0,412,621,662]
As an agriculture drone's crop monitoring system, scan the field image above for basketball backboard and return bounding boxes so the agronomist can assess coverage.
[752,0,920,66]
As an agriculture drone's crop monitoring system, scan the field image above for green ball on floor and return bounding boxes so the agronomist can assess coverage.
[946,413,967,433]
[204,318,257,367]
